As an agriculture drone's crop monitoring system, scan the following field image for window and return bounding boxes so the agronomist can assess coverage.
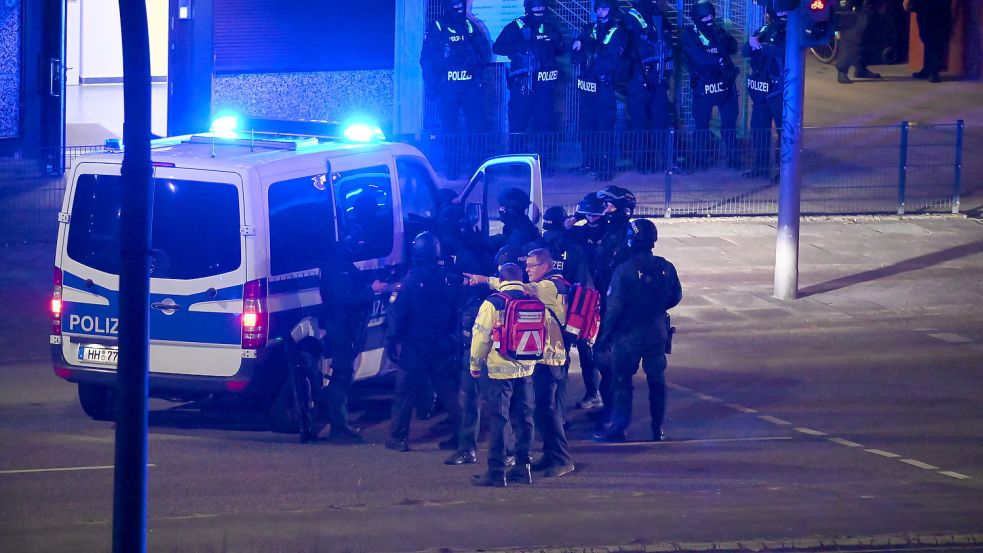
[268,173,335,275]
[334,165,394,261]
[67,175,241,279]
[395,157,438,221]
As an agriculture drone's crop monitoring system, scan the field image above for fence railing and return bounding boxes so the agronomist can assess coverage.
[0,122,964,245]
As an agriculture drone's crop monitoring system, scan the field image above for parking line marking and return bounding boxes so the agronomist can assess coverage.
[725,403,758,414]
[794,427,828,436]
[695,393,721,402]
[865,449,901,458]
[927,333,974,343]
[829,437,864,448]
[900,459,939,470]
[0,464,155,475]
[938,471,972,480]
[757,415,791,426]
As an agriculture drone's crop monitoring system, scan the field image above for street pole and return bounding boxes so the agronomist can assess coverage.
[774,8,805,300]
[114,1,153,552]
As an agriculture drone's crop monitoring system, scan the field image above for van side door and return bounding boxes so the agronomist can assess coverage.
[459,154,545,242]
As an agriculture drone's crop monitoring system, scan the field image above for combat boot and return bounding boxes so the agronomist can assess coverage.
[507,463,533,485]
[470,471,507,487]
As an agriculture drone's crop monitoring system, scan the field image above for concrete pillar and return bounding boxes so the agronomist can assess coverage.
[393,0,426,137]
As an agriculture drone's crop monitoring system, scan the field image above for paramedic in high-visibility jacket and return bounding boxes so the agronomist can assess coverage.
[466,263,536,487]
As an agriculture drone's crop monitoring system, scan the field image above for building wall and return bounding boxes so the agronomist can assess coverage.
[0,0,21,138]
[78,0,168,82]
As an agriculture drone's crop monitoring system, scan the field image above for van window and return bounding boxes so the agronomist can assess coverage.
[395,157,437,220]
[268,173,335,275]
[67,174,241,279]
[334,165,394,261]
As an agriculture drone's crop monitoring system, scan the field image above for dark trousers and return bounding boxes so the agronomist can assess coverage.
[749,93,783,172]
[691,84,739,167]
[389,346,461,443]
[323,335,356,428]
[626,79,671,172]
[578,79,618,176]
[836,12,871,74]
[507,79,558,170]
[916,8,952,76]
[484,375,534,473]
[577,339,599,399]
[533,364,572,467]
[608,332,669,437]
[437,79,485,134]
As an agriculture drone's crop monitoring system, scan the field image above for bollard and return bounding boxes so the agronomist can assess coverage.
[897,121,909,216]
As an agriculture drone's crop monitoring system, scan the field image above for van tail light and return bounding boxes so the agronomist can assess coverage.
[52,267,63,335]
[241,278,268,350]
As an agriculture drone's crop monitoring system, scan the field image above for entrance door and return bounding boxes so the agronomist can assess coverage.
[40,0,67,173]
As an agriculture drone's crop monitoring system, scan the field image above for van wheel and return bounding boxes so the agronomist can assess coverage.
[78,383,115,421]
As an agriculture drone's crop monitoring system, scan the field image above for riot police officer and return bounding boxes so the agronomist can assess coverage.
[622,0,675,173]
[541,206,590,286]
[385,232,465,452]
[493,0,565,139]
[569,193,606,410]
[593,219,682,442]
[421,0,491,135]
[573,0,627,181]
[681,1,740,170]
[742,5,787,179]
[487,187,540,264]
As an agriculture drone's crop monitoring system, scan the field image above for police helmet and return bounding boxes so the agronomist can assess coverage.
[575,192,605,217]
[690,0,716,21]
[495,244,527,269]
[542,205,568,231]
[411,231,442,262]
[524,0,549,15]
[497,187,531,212]
[596,185,637,213]
[628,218,658,249]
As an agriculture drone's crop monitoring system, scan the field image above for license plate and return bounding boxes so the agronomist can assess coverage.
[78,345,118,365]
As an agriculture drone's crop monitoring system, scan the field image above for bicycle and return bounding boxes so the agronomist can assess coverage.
[809,31,839,64]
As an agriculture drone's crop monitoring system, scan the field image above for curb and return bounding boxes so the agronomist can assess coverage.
[415,533,983,553]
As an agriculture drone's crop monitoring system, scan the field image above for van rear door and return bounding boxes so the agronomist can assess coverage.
[459,154,545,239]
[58,163,247,378]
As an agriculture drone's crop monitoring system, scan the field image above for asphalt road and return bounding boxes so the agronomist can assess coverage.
[1,217,982,553]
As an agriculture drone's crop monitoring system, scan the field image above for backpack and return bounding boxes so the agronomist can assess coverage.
[546,274,601,345]
[491,291,547,361]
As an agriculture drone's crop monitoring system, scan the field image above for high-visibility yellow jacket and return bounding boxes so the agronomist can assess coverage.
[470,281,537,379]
[488,276,568,367]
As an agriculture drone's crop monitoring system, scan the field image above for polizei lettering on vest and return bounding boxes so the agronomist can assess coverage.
[748,79,769,93]
[704,81,725,94]
[68,314,120,335]
[577,79,597,93]
[447,70,473,81]
[537,70,558,82]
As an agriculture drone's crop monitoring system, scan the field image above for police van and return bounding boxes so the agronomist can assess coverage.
[50,123,543,427]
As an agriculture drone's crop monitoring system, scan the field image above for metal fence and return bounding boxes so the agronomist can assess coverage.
[0,122,964,245]
[417,120,965,217]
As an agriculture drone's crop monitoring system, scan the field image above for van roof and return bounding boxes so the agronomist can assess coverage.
[74,133,423,172]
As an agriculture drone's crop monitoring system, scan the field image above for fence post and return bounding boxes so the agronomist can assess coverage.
[664,128,674,218]
[953,119,963,214]
[897,120,909,216]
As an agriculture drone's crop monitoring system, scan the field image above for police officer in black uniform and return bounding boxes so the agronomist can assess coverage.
[742,4,787,179]
[493,0,565,153]
[681,1,740,170]
[593,219,682,442]
[573,0,628,181]
[319,239,388,443]
[421,0,491,135]
[487,187,541,264]
[385,232,465,452]
[541,206,591,286]
[622,0,675,173]
[906,0,952,83]
[569,193,606,410]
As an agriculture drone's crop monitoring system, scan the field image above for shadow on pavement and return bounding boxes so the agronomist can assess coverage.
[799,239,983,297]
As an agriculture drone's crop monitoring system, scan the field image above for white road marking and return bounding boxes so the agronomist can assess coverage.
[938,471,972,480]
[0,464,155,475]
[828,437,864,448]
[724,403,758,414]
[695,393,721,402]
[865,448,901,458]
[927,332,974,343]
[667,383,691,392]
[589,436,793,447]
[757,415,791,426]
[900,459,939,470]
[794,427,828,436]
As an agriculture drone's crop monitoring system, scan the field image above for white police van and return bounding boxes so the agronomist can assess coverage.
[50,124,543,427]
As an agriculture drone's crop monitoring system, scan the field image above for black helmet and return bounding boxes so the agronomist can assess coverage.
[690,0,715,22]
[495,244,527,269]
[628,218,658,249]
[524,0,549,16]
[594,0,616,10]
[411,231,442,262]
[575,192,605,217]
[543,205,568,231]
[596,185,637,213]
[497,187,531,212]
